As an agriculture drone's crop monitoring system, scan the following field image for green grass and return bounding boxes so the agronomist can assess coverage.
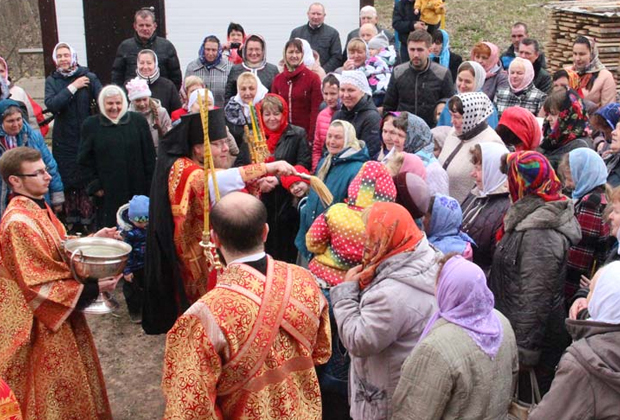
[374,0,552,57]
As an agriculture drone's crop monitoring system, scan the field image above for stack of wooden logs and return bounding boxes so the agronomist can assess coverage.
[545,1,620,93]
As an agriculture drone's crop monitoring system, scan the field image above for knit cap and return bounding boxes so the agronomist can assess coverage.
[368,32,389,51]
[128,195,150,222]
[125,77,151,101]
[340,70,372,96]
[280,165,311,191]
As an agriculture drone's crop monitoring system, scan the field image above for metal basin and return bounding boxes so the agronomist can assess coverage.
[63,237,131,281]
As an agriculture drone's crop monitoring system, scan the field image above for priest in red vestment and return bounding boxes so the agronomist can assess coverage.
[0,147,121,420]
[162,192,331,419]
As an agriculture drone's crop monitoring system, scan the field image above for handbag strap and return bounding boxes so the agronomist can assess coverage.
[442,141,465,170]
[529,369,542,404]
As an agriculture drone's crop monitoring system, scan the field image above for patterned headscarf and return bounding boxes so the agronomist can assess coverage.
[403,112,435,164]
[541,88,589,150]
[358,202,424,290]
[198,35,223,69]
[347,161,396,209]
[52,42,79,78]
[427,194,475,255]
[419,255,503,359]
[568,148,608,201]
[578,36,606,76]
[506,151,565,203]
[457,92,495,135]
[508,57,535,93]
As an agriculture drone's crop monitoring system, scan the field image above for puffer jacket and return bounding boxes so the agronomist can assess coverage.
[331,238,440,420]
[312,106,337,171]
[489,196,581,375]
[111,32,182,90]
[296,145,370,260]
[530,320,620,420]
[290,23,343,73]
[332,95,382,159]
[307,162,396,286]
[461,186,510,276]
[383,60,455,129]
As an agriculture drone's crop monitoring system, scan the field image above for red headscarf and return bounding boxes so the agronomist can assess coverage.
[257,93,290,161]
[358,202,424,290]
[506,151,565,203]
[497,106,542,151]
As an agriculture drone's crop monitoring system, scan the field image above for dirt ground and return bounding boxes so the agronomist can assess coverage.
[86,284,166,420]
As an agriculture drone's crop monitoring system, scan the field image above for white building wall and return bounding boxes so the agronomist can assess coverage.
[54,0,89,67]
[165,0,360,75]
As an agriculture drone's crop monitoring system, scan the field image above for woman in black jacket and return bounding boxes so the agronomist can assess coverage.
[44,42,102,232]
[489,150,581,401]
[461,142,510,276]
[134,49,181,114]
[257,93,311,263]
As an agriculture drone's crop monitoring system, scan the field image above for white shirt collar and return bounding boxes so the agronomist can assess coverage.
[229,251,266,265]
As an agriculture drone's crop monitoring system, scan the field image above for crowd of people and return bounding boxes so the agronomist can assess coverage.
[1,2,620,420]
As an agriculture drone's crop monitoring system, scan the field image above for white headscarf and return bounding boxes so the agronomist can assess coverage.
[296,38,315,67]
[588,262,620,324]
[233,72,268,118]
[97,85,128,125]
[188,88,215,111]
[479,142,509,196]
[340,70,372,96]
[457,61,486,94]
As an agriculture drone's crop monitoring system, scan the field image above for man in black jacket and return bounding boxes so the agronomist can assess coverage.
[383,30,455,128]
[519,38,552,94]
[290,3,342,73]
[392,0,426,63]
[343,5,395,61]
[111,8,182,90]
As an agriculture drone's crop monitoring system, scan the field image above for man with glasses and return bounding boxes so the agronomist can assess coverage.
[0,146,122,420]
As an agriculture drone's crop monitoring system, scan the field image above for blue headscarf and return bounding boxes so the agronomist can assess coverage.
[430,29,451,69]
[595,103,620,130]
[199,35,223,69]
[0,99,31,144]
[568,148,608,201]
[427,194,475,254]
[404,112,436,165]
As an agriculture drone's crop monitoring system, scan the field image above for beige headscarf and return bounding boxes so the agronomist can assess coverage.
[316,120,362,180]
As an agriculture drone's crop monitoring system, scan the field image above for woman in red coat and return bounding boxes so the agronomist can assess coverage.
[271,38,322,143]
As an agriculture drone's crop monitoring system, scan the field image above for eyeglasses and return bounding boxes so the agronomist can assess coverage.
[15,167,50,178]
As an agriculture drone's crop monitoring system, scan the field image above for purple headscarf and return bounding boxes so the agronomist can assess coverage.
[420,255,503,359]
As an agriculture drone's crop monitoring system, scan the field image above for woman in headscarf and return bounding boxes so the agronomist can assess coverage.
[470,41,509,102]
[424,194,475,259]
[569,36,617,108]
[296,120,369,262]
[494,57,547,118]
[224,71,268,164]
[539,87,591,170]
[590,102,620,153]
[185,35,232,107]
[297,38,327,81]
[307,162,396,420]
[461,142,511,275]
[271,38,322,141]
[256,93,310,262]
[78,85,156,228]
[224,34,279,101]
[392,255,518,420]
[530,262,620,420]
[558,148,610,302]
[332,70,382,158]
[606,119,620,187]
[436,61,500,128]
[135,49,181,114]
[1,56,44,135]
[44,42,102,232]
[438,91,504,203]
[331,202,440,420]
[495,105,542,152]
[429,29,462,82]
[0,99,64,216]
[489,151,581,400]
[391,111,449,195]
[126,77,172,151]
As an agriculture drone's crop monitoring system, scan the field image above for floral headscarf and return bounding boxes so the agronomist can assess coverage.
[403,112,435,164]
[52,42,79,78]
[420,255,503,359]
[506,151,565,203]
[541,88,589,150]
[198,35,223,70]
[358,202,424,290]
[578,36,606,76]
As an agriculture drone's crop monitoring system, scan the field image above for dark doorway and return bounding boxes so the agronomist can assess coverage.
[82,0,166,85]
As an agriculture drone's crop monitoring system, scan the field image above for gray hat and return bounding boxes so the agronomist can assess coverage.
[368,32,389,51]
